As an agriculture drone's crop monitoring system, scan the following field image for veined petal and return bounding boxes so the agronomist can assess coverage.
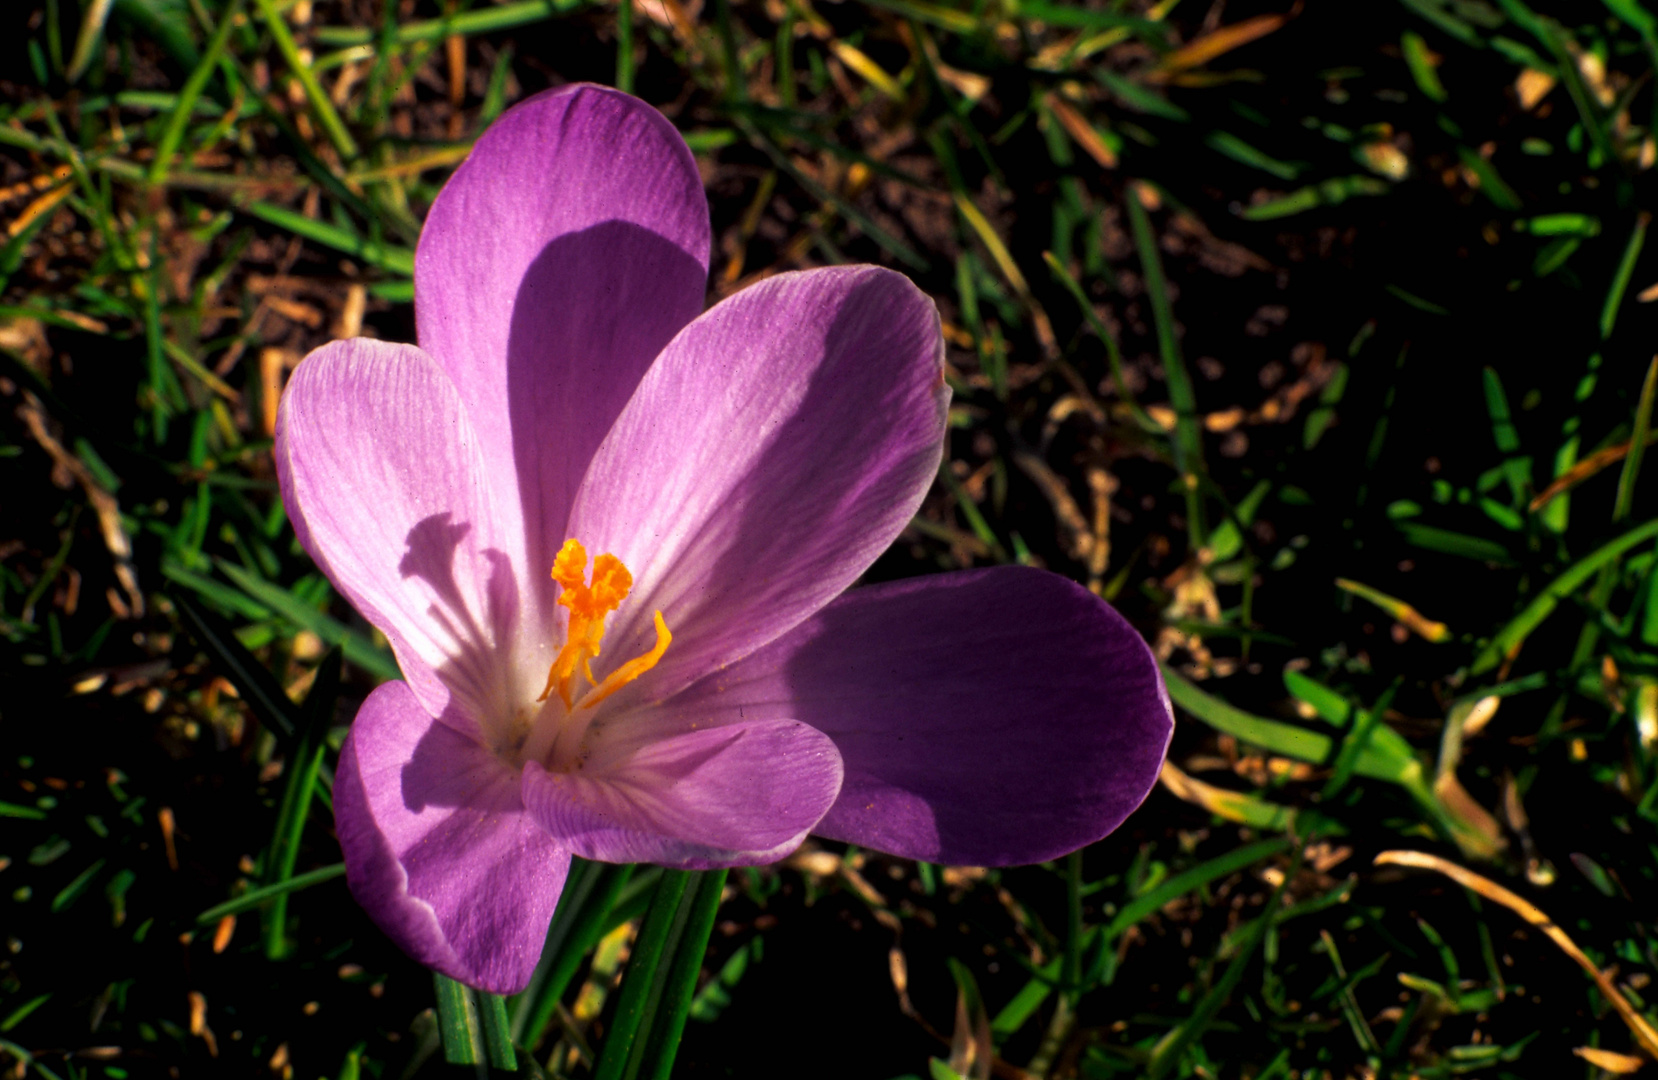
[275,339,523,732]
[567,266,948,700]
[520,719,843,868]
[665,567,1173,866]
[416,84,711,610]
[334,681,570,994]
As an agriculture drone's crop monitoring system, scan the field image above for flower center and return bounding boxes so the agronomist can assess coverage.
[537,538,671,712]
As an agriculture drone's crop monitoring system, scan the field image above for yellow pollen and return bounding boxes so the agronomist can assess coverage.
[537,539,670,709]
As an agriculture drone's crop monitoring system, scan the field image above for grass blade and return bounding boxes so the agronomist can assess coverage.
[252,0,359,159]
[1146,856,1295,1077]
[1160,664,1332,762]
[217,560,401,681]
[639,868,729,1079]
[1473,516,1658,673]
[478,992,517,1071]
[1100,837,1289,942]
[592,869,695,1080]
[170,588,298,744]
[1613,357,1657,522]
[241,202,415,277]
[262,648,340,960]
[196,863,347,924]
[435,973,486,1066]
[1126,183,1206,546]
[514,860,636,1050]
[149,0,242,184]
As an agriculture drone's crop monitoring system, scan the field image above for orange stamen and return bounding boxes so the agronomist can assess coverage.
[580,611,671,709]
[536,539,671,710]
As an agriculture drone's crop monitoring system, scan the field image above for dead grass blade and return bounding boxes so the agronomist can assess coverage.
[1375,850,1658,1060]
[1530,428,1658,512]
[1146,5,1298,81]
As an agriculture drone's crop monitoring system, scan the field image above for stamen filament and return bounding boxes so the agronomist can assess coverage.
[535,539,671,714]
[580,611,672,710]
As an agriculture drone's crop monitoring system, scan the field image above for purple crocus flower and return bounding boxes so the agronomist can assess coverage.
[275,85,1172,994]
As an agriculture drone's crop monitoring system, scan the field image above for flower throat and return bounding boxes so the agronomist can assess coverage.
[538,538,671,710]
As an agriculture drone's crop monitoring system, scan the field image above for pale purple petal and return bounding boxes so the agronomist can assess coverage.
[566,266,948,701]
[519,719,843,868]
[335,681,570,994]
[275,339,524,733]
[665,567,1173,866]
[416,84,711,610]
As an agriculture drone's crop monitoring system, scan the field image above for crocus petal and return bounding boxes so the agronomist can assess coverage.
[335,681,570,994]
[276,339,525,733]
[416,84,711,604]
[520,719,844,868]
[664,567,1173,866]
[567,266,948,699]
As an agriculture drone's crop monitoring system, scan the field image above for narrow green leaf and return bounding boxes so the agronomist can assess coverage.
[1456,147,1520,209]
[1539,18,1614,166]
[164,559,273,622]
[1101,837,1289,943]
[1483,367,1521,453]
[111,0,201,70]
[617,0,635,93]
[1602,212,1649,340]
[149,0,242,183]
[435,973,486,1066]
[313,0,572,47]
[1146,868,1292,1077]
[0,994,51,1033]
[51,858,106,913]
[170,588,298,744]
[592,870,695,1080]
[1283,670,1351,728]
[1239,176,1389,220]
[1093,68,1190,121]
[241,202,415,277]
[218,560,401,681]
[738,121,927,270]
[639,868,729,1079]
[1127,186,1206,546]
[196,862,347,924]
[1397,522,1513,564]
[1613,358,1657,523]
[1207,131,1303,180]
[1402,31,1448,101]
[1604,0,1658,42]
[253,0,359,159]
[263,649,340,960]
[1518,213,1600,237]
[1322,681,1401,798]
[1473,516,1658,673]
[860,0,979,32]
[1161,665,1333,762]
[1399,0,1484,45]
[479,992,518,1071]
[513,861,634,1049]
[1042,252,1161,433]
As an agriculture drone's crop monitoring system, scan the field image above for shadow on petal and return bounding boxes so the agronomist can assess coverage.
[337,681,569,994]
[506,221,708,624]
[570,267,948,705]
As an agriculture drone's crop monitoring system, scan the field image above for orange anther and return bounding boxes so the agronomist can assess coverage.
[538,540,669,710]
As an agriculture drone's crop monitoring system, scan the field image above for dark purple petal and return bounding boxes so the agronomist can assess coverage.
[275,339,527,733]
[335,681,570,994]
[519,719,843,868]
[566,266,948,701]
[665,567,1173,866]
[416,84,711,611]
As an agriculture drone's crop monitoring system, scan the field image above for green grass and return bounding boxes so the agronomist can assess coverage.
[1,0,1657,1077]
